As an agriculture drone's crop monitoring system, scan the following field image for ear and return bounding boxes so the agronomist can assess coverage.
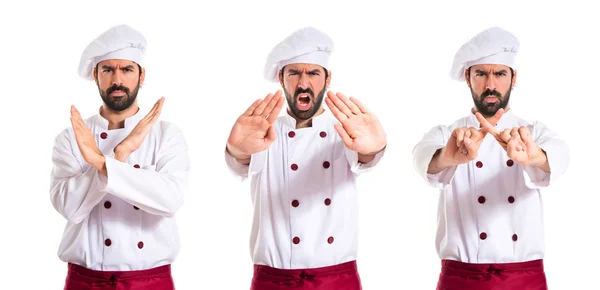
[278,69,284,87]
[140,67,146,86]
[326,70,332,88]
[464,68,471,88]
[93,67,99,86]
[511,69,517,88]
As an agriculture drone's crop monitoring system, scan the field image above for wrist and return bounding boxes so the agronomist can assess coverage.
[226,144,250,161]
[433,148,457,169]
[530,148,548,168]
[92,154,106,172]
[114,145,130,162]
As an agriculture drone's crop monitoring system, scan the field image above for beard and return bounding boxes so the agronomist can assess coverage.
[471,85,512,117]
[283,84,326,120]
[98,79,140,112]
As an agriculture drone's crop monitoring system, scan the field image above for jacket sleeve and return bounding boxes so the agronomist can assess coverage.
[344,146,386,175]
[224,147,268,182]
[49,129,108,224]
[522,121,570,189]
[103,123,190,217]
[412,125,458,188]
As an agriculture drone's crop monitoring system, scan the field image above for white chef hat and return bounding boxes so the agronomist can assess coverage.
[263,26,334,82]
[77,24,147,80]
[450,27,519,81]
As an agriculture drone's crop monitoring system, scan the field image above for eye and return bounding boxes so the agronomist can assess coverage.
[308,71,320,76]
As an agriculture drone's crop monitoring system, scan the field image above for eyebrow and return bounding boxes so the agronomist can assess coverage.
[287,69,322,74]
[100,65,136,71]
[475,69,508,75]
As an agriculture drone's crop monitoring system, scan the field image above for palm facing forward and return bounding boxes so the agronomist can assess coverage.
[325,91,386,155]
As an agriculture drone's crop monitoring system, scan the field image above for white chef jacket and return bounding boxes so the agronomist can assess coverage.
[225,110,384,269]
[50,108,190,271]
[412,109,569,264]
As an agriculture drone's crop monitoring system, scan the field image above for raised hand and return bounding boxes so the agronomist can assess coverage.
[226,90,285,162]
[437,109,505,168]
[114,97,164,161]
[477,113,547,168]
[325,91,387,156]
[70,105,105,172]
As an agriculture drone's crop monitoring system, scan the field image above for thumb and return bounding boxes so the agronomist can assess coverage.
[264,126,277,143]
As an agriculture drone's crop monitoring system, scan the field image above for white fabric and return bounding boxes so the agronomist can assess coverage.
[78,24,147,81]
[412,110,569,263]
[450,27,519,81]
[264,27,334,82]
[50,109,190,271]
[225,111,384,269]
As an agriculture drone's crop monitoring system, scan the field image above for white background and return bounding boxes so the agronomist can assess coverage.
[0,0,597,289]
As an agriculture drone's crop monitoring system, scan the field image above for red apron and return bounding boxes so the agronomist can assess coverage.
[250,260,362,290]
[436,259,547,290]
[64,263,175,290]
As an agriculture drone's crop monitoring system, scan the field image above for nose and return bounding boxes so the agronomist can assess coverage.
[485,74,497,91]
[298,72,310,89]
[111,70,123,86]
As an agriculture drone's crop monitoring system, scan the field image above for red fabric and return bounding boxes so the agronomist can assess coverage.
[64,263,175,290]
[436,259,547,290]
[250,260,362,290]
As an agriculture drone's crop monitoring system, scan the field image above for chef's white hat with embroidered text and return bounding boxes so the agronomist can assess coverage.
[450,27,520,81]
[263,27,334,83]
[77,24,147,81]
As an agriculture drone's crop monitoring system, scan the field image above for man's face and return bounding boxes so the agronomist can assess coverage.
[94,59,145,112]
[466,64,516,117]
[279,63,331,120]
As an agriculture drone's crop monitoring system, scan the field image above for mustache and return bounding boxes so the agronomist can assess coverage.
[106,84,130,96]
[481,89,502,99]
[294,87,314,99]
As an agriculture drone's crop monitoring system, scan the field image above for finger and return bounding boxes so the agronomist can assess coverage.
[460,144,468,154]
[244,99,263,116]
[511,127,520,138]
[337,92,362,115]
[139,98,162,124]
[325,95,348,121]
[499,128,511,143]
[349,96,371,114]
[266,95,285,124]
[334,123,353,148]
[455,128,465,147]
[261,90,283,117]
[508,134,523,152]
[327,91,354,118]
[71,105,82,120]
[265,125,278,144]
[475,112,500,137]
[464,129,472,139]
[465,141,479,160]
[518,126,534,145]
[252,93,274,116]
[151,97,165,120]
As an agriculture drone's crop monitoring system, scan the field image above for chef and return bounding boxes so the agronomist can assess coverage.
[224,26,387,290]
[49,24,190,289]
[412,27,569,289]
